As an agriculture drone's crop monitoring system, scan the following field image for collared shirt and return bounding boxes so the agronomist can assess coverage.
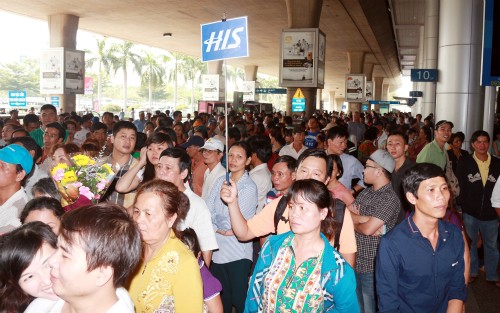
[201,162,226,202]
[354,184,400,273]
[279,143,307,159]
[376,214,467,313]
[416,140,447,170]
[73,127,90,146]
[207,172,257,264]
[102,155,138,208]
[0,187,30,234]
[249,163,272,212]
[339,153,366,189]
[473,152,491,186]
[181,185,218,252]
[133,119,147,132]
[29,127,45,147]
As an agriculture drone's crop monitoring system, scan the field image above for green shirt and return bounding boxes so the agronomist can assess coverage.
[29,127,44,148]
[416,140,446,170]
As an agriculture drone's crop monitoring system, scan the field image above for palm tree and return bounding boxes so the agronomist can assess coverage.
[163,51,183,107]
[141,51,166,107]
[178,55,206,111]
[111,42,143,111]
[86,37,118,108]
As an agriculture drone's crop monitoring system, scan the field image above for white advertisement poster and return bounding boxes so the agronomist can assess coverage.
[65,50,85,94]
[345,74,366,102]
[40,48,64,94]
[241,81,255,101]
[281,31,315,84]
[202,74,220,101]
[366,81,373,101]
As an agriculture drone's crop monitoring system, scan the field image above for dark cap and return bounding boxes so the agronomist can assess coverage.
[435,120,454,130]
[180,135,204,149]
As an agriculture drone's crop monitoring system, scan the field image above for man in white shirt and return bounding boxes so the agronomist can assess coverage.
[201,138,226,202]
[73,114,92,146]
[156,147,218,266]
[247,135,272,212]
[0,144,33,234]
[279,126,307,159]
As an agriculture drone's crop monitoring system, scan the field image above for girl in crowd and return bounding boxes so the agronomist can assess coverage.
[20,197,65,235]
[115,132,173,193]
[447,132,469,173]
[128,179,203,312]
[0,222,58,313]
[245,179,359,312]
[207,141,258,313]
[408,125,431,160]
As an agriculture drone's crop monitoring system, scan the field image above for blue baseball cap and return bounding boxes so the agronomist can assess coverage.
[0,144,33,174]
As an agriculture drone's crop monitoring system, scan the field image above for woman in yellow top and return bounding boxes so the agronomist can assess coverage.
[128,179,203,312]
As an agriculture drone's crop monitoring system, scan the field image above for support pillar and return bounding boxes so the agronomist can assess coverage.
[413,25,426,115]
[244,65,258,81]
[373,77,385,112]
[484,87,496,144]
[347,51,365,113]
[48,14,79,113]
[328,91,337,112]
[421,0,439,117]
[207,61,225,102]
[284,0,323,117]
[436,0,483,142]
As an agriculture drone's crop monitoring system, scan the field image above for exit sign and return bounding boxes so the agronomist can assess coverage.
[411,69,438,82]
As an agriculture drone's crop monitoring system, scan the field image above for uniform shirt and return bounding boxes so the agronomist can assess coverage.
[376,214,467,313]
[279,143,307,159]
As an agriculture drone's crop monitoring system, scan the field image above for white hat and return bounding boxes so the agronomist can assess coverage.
[201,138,224,151]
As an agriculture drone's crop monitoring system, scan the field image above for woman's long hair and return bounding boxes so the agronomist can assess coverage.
[286,179,337,241]
[0,222,57,313]
[143,133,174,183]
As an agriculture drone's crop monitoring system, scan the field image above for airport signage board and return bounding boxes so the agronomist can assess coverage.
[8,90,27,107]
[292,88,306,112]
[202,74,220,101]
[345,74,366,102]
[40,48,85,95]
[201,16,249,62]
[410,69,438,82]
[255,88,287,94]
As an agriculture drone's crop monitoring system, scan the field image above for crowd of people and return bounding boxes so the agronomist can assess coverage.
[0,103,499,313]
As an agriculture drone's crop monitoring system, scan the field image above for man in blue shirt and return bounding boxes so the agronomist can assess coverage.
[376,163,467,313]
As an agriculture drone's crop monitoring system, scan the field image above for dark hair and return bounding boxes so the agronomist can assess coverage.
[364,127,379,141]
[286,179,337,241]
[0,222,57,312]
[269,126,286,146]
[403,163,446,198]
[247,135,272,163]
[20,197,65,224]
[46,122,66,140]
[10,136,42,163]
[159,147,192,183]
[470,130,490,143]
[274,155,297,172]
[326,126,349,140]
[388,130,409,145]
[31,177,61,200]
[329,154,344,179]
[296,149,333,181]
[420,125,432,142]
[112,121,137,137]
[23,114,39,126]
[179,228,201,257]
[135,132,148,151]
[12,128,29,138]
[450,131,465,144]
[91,121,107,133]
[40,104,57,114]
[60,203,141,287]
[134,179,190,239]
[142,133,174,183]
[228,127,241,141]
[229,141,252,159]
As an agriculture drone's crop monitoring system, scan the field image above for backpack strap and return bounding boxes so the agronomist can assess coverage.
[333,199,346,251]
[273,196,289,233]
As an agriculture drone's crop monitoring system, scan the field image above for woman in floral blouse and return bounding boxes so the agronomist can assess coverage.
[128,179,203,312]
[244,179,359,313]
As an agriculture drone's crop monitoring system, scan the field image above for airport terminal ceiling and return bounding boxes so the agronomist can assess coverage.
[0,0,425,95]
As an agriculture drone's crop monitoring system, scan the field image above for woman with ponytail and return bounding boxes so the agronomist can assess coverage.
[245,179,359,313]
[128,179,203,312]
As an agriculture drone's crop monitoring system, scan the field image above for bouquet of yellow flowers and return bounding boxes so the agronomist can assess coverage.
[50,154,115,206]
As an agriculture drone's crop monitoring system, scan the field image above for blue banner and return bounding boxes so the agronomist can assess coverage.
[368,100,400,105]
[255,88,287,94]
[8,90,27,107]
[201,16,249,62]
[292,98,305,112]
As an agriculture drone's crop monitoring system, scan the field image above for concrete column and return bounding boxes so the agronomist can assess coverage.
[413,25,426,115]
[363,63,375,81]
[336,97,346,111]
[421,0,439,117]
[284,0,323,117]
[483,87,496,148]
[244,65,258,81]
[382,84,390,101]
[207,61,224,102]
[328,91,337,112]
[48,14,79,113]
[373,77,384,112]
[436,0,483,142]
[347,51,365,113]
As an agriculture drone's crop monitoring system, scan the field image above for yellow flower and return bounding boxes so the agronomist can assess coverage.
[50,163,68,176]
[72,154,95,167]
[102,163,114,174]
[61,170,77,186]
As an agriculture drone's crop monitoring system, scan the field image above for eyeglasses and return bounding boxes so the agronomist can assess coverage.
[365,165,380,170]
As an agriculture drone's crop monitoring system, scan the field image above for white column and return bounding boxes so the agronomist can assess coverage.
[421,0,439,117]
[436,0,483,141]
[412,25,426,115]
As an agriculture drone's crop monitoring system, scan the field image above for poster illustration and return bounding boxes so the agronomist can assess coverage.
[281,31,315,83]
[65,50,85,94]
[202,74,220,101]
[40,48,64,94]
[365,81,373,101]
[345,74,366,102]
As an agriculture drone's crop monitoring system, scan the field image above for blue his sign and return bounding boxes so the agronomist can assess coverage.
[292,98,305,112]
[8,90,27,107]
[201,16,249,62]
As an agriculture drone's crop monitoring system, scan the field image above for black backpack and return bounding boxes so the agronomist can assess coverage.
[273,196,346,251]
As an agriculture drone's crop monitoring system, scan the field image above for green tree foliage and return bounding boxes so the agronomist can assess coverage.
[86,38,118,107]
[111,41,142,111]
[0,57,40,95]
[140,51,166,106]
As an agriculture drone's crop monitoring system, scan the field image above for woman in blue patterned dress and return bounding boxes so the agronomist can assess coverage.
[244,179,359,313]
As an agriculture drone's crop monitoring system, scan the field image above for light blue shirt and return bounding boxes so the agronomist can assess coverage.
[339,153,366,189]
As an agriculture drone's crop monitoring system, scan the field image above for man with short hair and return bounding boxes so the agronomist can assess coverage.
[247,135,273,212]
[348,149,400,313]
[266,155,296,204]
[376,163,467,313]
[1,122,17,143]
[417,120,453,170]
[133,111,147,133]
[304,116,320,148]
[90,121,109,150]
[22,114,40,134]
[279,126,307,159]
[47,204,141,313]
[39,122,66,172]
[0,144,33,234]
[74,114,92,146]
[173,110,182,124]
[30,104,58,148]
[102,121,138,208]
[456,130,500,287]
[201,138,226,202]
[386,131,415,222]
[155,147,218,265]
[102,111,115,131]
[180,135,206,196]
[348,111,366,146]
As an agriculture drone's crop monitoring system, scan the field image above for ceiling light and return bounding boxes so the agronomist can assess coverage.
[163,33,172,37]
